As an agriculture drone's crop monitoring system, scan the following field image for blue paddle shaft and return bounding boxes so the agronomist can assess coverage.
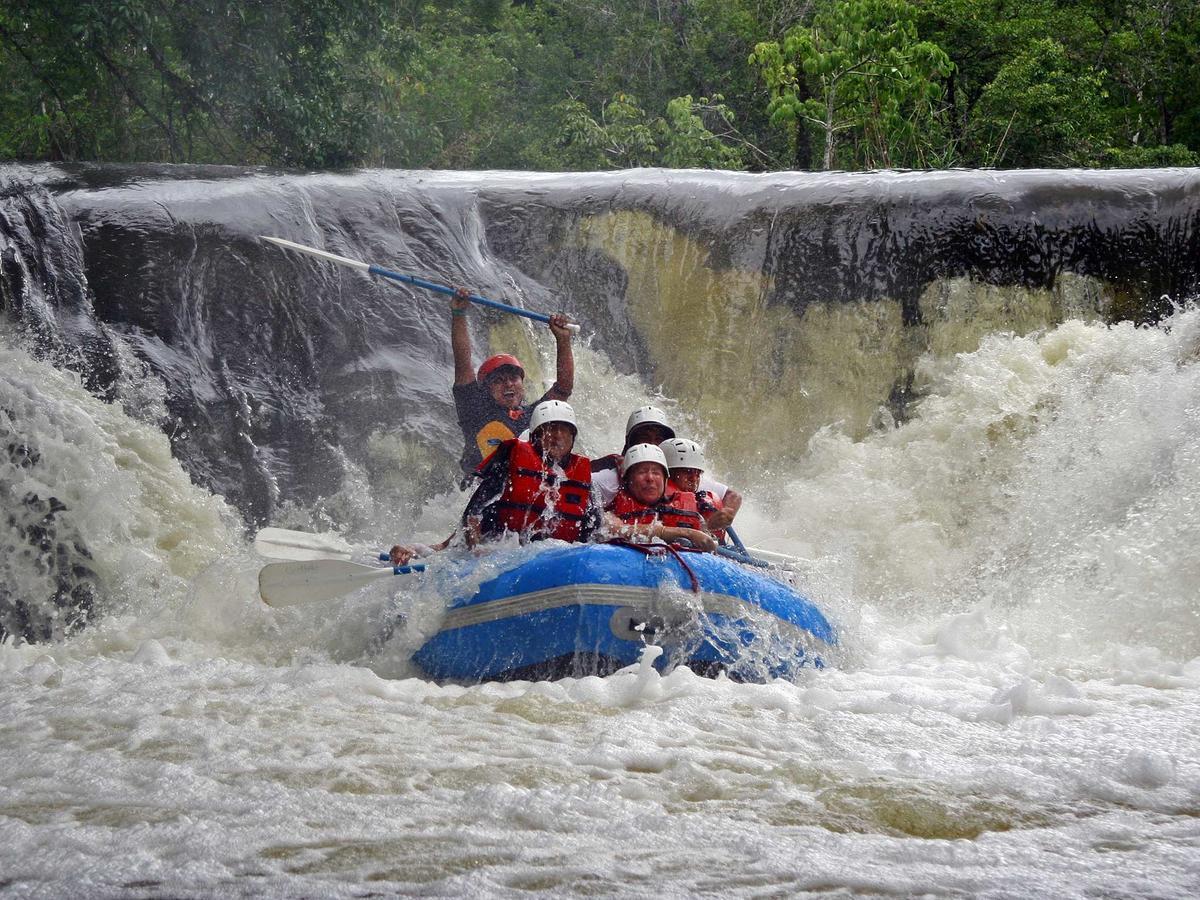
[260,236,577,332]
[725,525,749,555]
[715,546,770,568]
[367,264,550,326]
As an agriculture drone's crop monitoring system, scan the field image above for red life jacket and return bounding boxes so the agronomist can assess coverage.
[493,439,592,542]
[682,483,727,544]
[609,488,703,532]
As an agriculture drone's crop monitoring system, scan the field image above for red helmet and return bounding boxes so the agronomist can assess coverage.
[477,354,525,383]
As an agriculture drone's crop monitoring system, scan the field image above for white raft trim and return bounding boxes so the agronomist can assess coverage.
[435,582,832,648]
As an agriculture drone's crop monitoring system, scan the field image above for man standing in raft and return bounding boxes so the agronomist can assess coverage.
[450,287,576,479]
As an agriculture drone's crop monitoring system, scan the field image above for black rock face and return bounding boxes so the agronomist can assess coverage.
[0,429,97,644]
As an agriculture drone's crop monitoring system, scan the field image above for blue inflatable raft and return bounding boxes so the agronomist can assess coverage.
[410,542,836,683]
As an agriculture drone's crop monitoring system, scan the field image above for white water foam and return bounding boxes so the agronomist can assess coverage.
[2,311,1199,897]
[756,308,1200,667]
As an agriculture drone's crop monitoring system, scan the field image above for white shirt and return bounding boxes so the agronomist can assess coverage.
[593,466,727,507]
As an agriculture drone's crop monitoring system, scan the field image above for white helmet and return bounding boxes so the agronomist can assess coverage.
[624,405,675,440]
[530,399,577,435]
[621,442,668,477]
[660,438,706,472]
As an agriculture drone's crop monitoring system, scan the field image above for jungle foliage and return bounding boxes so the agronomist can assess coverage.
[2,0,1198,171]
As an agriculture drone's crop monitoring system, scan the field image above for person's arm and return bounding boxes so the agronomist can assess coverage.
[601,512,718,552]
[591,467,619,506]
[704,489,742,531]
[547,314,574,399]
[389,533,453,565]
[451,287,474,387]
[463,516,484,549]
[460,443,510,545]
[578,491,604,543]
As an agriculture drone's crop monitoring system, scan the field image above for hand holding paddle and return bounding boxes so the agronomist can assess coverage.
[262,236,580,332]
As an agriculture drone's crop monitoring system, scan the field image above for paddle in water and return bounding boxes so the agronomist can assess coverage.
[258,558,426,607]
[253,527,352,561]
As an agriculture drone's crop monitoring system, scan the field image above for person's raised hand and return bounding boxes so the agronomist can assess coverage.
[548,313,574,339]
[722,489,743,516]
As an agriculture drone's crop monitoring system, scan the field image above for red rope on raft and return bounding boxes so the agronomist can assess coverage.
[605,539,701,594]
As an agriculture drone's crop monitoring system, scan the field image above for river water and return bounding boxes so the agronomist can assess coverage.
[2,300,1198,896]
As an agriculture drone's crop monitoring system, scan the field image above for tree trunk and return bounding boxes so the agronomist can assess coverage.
[823,89,836,169]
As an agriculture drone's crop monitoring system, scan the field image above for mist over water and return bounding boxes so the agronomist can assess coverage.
[2,298,1198,895]
[767,309,1200,666]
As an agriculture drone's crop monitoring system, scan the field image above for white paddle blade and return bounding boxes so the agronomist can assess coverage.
[259,560,396,607]
[253,527,352,561]
[744,545,808,568]
[260,235,372,272]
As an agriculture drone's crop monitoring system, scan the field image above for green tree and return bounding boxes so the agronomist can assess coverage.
[968,39,1110,167]
[920,0,1200,167]
[659,95,747,169]
[554,92,746,170]
[751,0,953,169]
[1099,0,1200,154]
[3,0,1198,171]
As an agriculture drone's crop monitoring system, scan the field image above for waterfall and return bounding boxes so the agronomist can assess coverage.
[2,162,1198,645]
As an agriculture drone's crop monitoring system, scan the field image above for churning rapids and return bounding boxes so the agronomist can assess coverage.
[1,165,1199,897]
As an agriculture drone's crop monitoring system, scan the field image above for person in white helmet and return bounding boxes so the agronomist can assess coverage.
[590,405,675,505]
[591,406,734,508]
[660,438,742,541]
[389,400,599,562]
[603,443,717,551]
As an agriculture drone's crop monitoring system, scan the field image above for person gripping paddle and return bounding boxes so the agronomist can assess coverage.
[450,286,576,479]
[258,236,579,483]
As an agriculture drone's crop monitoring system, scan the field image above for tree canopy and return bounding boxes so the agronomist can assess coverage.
[2,0,1197,171]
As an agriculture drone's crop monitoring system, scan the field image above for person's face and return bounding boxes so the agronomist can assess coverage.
[626,462,666,504]
[534,421,575,461]
[671,467,702,492]
[627,424,671,447]
[486,367,524,408]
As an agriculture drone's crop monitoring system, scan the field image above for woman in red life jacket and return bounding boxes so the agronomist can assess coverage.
[388,400,598,563]
[603,443,717,551]
[660,438,742,543]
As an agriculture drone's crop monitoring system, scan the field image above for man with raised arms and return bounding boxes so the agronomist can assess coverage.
[449,287,575,480]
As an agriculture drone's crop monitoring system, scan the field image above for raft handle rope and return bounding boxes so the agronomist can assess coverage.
[607,539,701,594]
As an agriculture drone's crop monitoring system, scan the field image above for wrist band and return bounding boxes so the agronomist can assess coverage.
[451,308,467,317]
